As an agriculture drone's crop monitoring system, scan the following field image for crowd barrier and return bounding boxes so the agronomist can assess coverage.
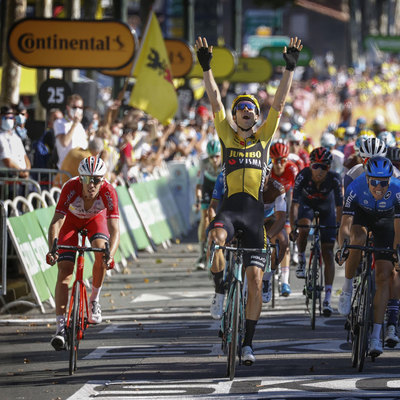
[0,161,200,313]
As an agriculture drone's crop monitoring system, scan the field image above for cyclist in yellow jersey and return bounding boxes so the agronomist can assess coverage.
[195,36,302,365]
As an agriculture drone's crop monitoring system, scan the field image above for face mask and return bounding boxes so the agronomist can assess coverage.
[92,120,99,131]
[137,121,144,131]
[189,111,195,120]
[16,114,26,125]
[2,118,14,131]
[70,107,82,118]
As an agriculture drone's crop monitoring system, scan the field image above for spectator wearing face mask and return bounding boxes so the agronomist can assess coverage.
[0,105,31,178]
[53,94,88,169]
[14,103,31,155]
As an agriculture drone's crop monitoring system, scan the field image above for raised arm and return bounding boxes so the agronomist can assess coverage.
[195,37,224,114]
[271,37,303,113]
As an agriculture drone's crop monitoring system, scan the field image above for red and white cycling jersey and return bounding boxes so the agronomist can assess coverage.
[56,176,119,220]
[288,153,305,172]
[271,160,299,192]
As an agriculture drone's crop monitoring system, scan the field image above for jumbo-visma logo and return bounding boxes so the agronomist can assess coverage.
[8,18,135,69]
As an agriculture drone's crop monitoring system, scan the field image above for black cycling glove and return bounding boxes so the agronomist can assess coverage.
[197,47,212,72]
[283,46,301,71]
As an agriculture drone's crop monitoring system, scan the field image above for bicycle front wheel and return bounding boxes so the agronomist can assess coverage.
[227,280,240,380]
[310,252,319,330]
[68,284,81,375]
[357,274,372,372]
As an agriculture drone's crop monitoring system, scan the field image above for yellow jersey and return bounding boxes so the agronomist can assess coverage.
[214,107,280,202]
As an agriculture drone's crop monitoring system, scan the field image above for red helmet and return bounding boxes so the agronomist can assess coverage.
[270,142,289,159]
[310,147,332,165]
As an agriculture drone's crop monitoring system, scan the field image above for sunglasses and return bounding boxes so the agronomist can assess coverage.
[235,101,256,112]
[2,115,14,120]
[272,157,287,164]
[81,176,103,185]
[72,106,83,109]
[369,179,389,187]
[311,163,329,171]
[290,141,301,145]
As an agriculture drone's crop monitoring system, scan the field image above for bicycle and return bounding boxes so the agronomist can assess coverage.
[50,229,111,375]
[339,238,399,372]
[292,211,337,330]
[209,232,277,380]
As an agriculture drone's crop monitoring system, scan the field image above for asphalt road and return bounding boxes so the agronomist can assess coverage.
[1,229,400,400]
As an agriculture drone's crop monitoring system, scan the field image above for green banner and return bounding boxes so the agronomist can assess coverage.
[8,214,53,304]
[259,45,312,67]
[130,181,173,245]
[116,185,150,251]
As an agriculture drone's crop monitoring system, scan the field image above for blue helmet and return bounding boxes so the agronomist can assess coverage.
[206,139,221,156]
[365,156,393,178]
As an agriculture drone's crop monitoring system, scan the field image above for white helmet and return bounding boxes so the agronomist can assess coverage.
[358,137,387,159]
[78,156,107,176]
[378,130,396,147]
[320,132,336,149]
[287,129,303,143]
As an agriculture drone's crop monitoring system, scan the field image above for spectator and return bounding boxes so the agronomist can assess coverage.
[14,103,31,155]
[53,94,88,169]
[0,105,31,197]
[53,137,104,187]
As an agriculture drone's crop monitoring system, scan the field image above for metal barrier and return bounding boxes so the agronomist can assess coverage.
[0,168,71,200]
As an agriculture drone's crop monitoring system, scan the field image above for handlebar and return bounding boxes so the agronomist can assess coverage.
[338,239,400,264]
[49,239,113,269]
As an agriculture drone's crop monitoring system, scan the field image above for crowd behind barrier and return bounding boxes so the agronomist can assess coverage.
[2,52,400,312]
[0,160,200,313]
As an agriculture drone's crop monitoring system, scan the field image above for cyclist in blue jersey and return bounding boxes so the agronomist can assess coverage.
[290,147,343,317]
[195,139,222,269]
[336,156,400,356]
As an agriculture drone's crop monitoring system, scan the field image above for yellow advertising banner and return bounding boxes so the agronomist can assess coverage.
[227,57,273,83]
[101,39,194,78]
[8,18,135,69]
[187,46,236,79]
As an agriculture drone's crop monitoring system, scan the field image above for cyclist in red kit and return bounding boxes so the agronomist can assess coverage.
[46,156,120,351]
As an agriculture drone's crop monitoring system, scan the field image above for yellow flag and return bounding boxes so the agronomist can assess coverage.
[129,12,178,125]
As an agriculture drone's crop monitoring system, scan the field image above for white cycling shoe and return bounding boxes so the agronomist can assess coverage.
[88,301,102,324]
[242,345,255,366]
[337,291,352,316]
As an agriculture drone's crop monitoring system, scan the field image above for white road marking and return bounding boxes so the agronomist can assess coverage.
[67,375,400,400]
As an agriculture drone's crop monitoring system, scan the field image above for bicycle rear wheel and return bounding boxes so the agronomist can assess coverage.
[68,284,81,375]
[357,274,372,372]
[227,280,240,380]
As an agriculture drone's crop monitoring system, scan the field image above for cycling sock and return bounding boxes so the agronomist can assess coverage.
[243,319,257,347]
[299,252,306,263]
[212,271,225,294]
[263,271,273,281]
[343,277,353,293]
[324,285,332,303]
[281,266,289,284]
[371,323,382,340]
[56,315,65,332]
[386,299,400,326]
[90,286,102,303]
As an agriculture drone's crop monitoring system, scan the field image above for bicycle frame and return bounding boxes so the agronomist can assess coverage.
[342,238,397,371]
[209,238,270,380]
[65,231,90,344]
[52,229,109,375]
